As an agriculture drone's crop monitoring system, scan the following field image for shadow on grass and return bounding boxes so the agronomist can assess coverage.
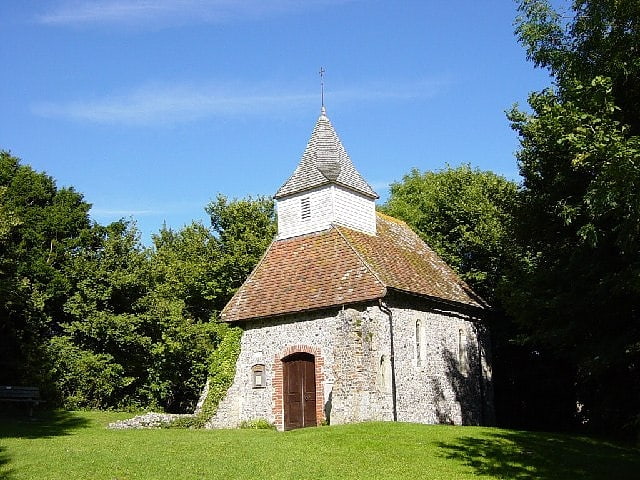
[0,408,91,440]
[1,444,14,480]
[1,409,92,478]
[437,430,640,480]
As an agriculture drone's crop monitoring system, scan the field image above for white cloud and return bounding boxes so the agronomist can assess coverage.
[32,78,449,126]
[90,208,159,217]
[37,0,351,27]
[33,82,315,125]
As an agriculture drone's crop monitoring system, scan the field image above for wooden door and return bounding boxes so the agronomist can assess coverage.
[283,353,316,430]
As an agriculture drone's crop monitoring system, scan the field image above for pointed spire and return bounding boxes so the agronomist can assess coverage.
[274,110,378,200]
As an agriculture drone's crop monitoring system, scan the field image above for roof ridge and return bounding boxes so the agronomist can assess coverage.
[333,223,387,294]
[376,210,408,226]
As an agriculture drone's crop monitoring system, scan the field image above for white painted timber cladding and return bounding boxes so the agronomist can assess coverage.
[277,185,376,239]
[332,185,376,234]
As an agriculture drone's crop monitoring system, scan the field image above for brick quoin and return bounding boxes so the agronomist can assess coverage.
[272,345,325,430]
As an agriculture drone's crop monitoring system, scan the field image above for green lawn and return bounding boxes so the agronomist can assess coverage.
[1,410,638,479]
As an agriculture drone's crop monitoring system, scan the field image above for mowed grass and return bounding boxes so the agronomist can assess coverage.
[1,410,638,480]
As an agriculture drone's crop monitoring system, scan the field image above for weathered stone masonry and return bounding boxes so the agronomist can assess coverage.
[207,311,338,429]
[208,296,493,430]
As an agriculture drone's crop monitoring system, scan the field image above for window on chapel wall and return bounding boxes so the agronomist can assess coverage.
[458,329,469,374]
[416,320,424,367]
[377,355,391,393]
[252,364,266,388]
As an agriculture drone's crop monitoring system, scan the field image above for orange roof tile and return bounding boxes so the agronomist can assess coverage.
[221,212,486,322]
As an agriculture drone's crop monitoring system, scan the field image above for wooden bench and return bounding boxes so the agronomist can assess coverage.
[0,386,42,416]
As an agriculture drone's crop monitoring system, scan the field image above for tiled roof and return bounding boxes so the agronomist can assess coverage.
[220,227,386,322]
[221,213,486,323]
[338,213,487,309]
[274,108,378,200]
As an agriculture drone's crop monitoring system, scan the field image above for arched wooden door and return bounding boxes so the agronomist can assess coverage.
[283,352,317,430]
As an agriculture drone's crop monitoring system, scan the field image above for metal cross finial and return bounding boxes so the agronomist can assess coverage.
[319,67,325,109]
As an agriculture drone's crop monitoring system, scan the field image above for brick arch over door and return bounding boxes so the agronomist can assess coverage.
[272,345,325,430]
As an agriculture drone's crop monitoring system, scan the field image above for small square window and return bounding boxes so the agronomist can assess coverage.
[252,364,266,388]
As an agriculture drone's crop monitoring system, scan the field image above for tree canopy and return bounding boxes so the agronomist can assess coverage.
[0,151,93,391]
[1,151,276,412]
[507,0,640,437]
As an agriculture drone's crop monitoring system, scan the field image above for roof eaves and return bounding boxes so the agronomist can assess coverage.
[273,179,332,200]
[274,180,379,200]
[334,181,379,199]
[386,286,487,314]
[223,293,385,323]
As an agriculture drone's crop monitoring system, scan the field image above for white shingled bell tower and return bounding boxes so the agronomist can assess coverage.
[274,106,379,240]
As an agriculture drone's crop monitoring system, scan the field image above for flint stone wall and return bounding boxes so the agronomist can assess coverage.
[206,310,339,429]
[207,296,493,430]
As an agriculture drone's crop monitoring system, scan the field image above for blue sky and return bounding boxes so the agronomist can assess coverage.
[1,0,552,243]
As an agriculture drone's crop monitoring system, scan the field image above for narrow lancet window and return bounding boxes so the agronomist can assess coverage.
[458,329,468,374]
[416,320,423,367]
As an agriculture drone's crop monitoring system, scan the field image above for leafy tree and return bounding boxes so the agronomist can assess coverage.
[0,186,20,240]
[205,194,276,311]
[146,222,223,411]
[141,196,275,411]
[58,220,154,408]
[381,165,518,304]
[142,195,276,412]
[0,149,276,413]
[150,222,221,322]
[46,336,129,409]
[508,0,640,437]
[54,196,275,412]
[0,151,93,389]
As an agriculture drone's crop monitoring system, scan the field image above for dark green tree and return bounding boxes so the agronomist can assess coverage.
[0,151,93,389]
[0,149,276,413]
[205,194,276,311]
[145,222,223,411]
[508,0,640,437]
[58,220,154,408]
[53,195,276,411]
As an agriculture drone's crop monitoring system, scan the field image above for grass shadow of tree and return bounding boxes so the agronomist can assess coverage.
[0,409,91,440]
[436,430,640,480]
[1,409,92,479]
[0,444,14,480]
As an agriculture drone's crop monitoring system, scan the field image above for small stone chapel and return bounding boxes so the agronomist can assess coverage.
[207,107,494,431]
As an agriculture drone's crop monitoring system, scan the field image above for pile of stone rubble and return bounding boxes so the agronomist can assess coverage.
[108,412,193,429]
